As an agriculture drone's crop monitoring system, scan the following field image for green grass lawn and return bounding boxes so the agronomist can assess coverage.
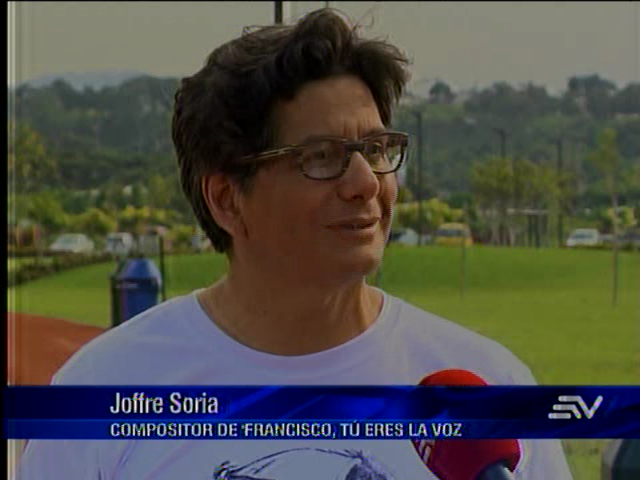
[8,246,640,479]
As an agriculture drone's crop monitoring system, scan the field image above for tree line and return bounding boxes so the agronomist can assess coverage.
[8,73,640,248]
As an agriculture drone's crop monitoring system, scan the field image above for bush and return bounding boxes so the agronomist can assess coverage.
[394,198,464,232]
[68,208,117,237]
[7,252,112,287]
[170,224,194,250]
[8,246,42,258]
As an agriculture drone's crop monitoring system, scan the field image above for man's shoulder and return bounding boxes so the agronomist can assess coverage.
[388,295,535,385]
[53,292,202,385]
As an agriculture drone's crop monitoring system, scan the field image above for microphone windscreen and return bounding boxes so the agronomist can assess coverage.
[413,369,521,480]
[419,369,489,387]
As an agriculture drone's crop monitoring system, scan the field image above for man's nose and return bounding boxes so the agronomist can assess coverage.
[336,151,380,201]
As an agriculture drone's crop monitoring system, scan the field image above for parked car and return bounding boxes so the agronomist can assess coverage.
[388,228,419,246]
[191,233,212,252]
[138,226,171,255]
[48,233,95,254]
[565,228,600,248]
[104,232,136,257]
[434,223,473,247]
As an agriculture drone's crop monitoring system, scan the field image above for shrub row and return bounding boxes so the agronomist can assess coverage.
[8,246,45,258]
[7,246,113,258]
[8,252,113,287]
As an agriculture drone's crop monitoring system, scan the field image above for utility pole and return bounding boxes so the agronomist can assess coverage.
[493,127,507,159]
[275,1,283,24]
[493,127,514,245]
[415,109,425,246]
[556,138,564,247]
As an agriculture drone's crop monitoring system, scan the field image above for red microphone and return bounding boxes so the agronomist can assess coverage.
[412,369,521,480]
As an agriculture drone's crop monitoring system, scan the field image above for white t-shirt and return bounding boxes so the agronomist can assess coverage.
[17,290,573,480]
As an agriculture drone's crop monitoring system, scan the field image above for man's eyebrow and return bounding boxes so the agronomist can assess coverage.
[297,133,342,145]
[297,128,390,145]
[361,127,389,138]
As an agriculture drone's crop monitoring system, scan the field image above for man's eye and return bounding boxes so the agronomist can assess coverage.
[367,143,384,156]
[304,143,337,163]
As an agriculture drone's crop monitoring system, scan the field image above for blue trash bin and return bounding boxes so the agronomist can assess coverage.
[113,257,163,326]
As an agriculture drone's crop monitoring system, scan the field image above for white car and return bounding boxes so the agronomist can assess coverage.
[49,233,95,254]
[388,228,420,246]
[105,232,135,256]
[566,228,600,248]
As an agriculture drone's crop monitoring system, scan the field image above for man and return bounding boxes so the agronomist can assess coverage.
[17,9,573,479]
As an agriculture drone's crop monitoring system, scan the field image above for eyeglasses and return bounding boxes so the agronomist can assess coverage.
[240,131,409,180]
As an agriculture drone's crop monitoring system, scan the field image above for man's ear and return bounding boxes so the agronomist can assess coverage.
[201,174,247,239]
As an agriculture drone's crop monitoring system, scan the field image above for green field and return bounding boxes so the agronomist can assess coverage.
[8,246,640,479]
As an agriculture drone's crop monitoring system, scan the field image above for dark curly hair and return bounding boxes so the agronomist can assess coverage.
[171,8,411,254]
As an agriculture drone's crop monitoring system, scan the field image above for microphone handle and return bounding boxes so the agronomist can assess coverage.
[476,463,515,480]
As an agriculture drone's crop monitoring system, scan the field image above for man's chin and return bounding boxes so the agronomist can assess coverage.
[340,247,384,279]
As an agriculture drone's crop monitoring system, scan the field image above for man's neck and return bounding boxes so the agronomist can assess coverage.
[197,271,383,356]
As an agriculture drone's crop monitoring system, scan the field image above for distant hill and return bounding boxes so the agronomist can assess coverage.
[19,69,149,91]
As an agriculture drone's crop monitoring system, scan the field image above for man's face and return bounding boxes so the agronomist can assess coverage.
[235,74,398,285]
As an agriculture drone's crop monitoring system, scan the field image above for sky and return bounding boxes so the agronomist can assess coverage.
[7,1,640,95]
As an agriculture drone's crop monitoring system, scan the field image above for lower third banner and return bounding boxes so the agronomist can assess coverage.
[4,386,639,439]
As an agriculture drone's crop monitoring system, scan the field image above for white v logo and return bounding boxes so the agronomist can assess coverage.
[558,395,603,419]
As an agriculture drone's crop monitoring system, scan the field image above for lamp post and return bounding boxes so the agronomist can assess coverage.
[414,109,425,246]
[556,138,564,247]
[401,91,432,246]
[492,126,517,245]
[274,1,291,24]
[466,119,507,161]
[492,127,507,159]
[275,1,283,24]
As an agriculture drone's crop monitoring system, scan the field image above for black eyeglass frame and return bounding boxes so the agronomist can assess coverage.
[238,130,410,181]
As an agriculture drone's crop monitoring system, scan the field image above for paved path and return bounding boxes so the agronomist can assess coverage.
[7,312,106,385]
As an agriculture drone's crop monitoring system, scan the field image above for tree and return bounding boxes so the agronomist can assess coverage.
[589,128,621,306]
[117,205,152,235]
[611,83,640,115]
[463,82,558,124]
[516,159,559,209]
[95,182,129,213]
[564,74,617,119]
[396,186,414,203]
[148,174,170,210]
[22,191,69,233]
[393,198,462,233]
[8,123,58,193]
[620,163,640,207]
[429,81,455,105]
[422,198,463,230]
[69,208,117,238]
[130,182,147,208]
[470,156,514,245]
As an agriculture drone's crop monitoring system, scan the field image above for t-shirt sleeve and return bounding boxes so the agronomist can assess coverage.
[16,439,101,480]
[15,351,104,480]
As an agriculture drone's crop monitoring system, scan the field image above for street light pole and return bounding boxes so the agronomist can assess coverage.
[275,1,283,24]
[556,138,564,247]
[414,109,425,246]
[492,126,517,245]
[493,127,507,159]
